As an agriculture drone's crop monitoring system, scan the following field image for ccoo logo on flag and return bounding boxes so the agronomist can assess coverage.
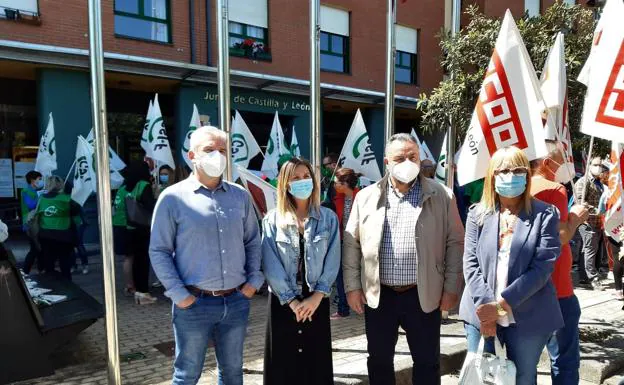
[596,42,624,129]
[476,50,529,155]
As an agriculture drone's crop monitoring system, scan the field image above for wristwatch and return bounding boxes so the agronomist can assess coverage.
[496,303,507,317]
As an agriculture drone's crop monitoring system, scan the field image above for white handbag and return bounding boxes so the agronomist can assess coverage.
[458,336,516,385]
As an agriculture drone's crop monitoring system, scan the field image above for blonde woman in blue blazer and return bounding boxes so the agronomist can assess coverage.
[459,146,563,385]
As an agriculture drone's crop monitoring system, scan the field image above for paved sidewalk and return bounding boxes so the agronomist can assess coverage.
[7,239,624,385]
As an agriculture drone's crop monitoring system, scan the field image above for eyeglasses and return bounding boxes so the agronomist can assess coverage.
[493,167,528,176]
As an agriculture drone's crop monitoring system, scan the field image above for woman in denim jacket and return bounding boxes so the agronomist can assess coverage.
[261,157,340,385]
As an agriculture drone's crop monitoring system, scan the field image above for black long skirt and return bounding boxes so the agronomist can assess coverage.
[263,288,334,385]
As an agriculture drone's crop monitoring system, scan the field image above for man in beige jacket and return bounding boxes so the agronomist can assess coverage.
[343,133,464,385]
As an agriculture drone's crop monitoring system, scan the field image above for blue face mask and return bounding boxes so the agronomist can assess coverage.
[34,179,44,190]
[495,173,527,198]
[289,178,314,200]
[159,174,169,184]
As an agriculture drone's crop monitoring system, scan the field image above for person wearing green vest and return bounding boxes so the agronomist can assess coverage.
[21,170,43,274]
[125,161,157,305]
[113,183,134,296]
[37,175,80,280]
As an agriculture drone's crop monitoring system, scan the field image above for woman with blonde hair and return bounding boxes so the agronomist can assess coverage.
[459,146,563,385]
[261,157,340,385]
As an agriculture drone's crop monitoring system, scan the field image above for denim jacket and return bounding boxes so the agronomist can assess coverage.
[261,206,341,305]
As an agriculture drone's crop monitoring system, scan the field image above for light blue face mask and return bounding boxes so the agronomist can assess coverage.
[288,178,314,200]
[159,174,169,184]
[34,179,44,190]
[495,173,527,198]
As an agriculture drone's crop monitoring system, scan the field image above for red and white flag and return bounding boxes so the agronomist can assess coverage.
[236,165,277,219]
[579,0,624,143]
[456,10,547,186]
[540,33,575,182]
[604,142,624,239]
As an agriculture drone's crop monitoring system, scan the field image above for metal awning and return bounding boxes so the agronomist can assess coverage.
[0,39,418,109]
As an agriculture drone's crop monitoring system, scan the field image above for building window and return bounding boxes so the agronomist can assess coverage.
[228,0,270,60]
[525,0,541,17]
[320,32,349,73]
[395,25,418,85]
[395,51,416,84]
[320,5,350,74]
[114,0,171,43]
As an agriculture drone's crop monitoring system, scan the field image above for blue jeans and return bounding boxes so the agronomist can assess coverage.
[465,322,551,385]
[172,291,250,385]
[335,265,350,316]
[547,295,581,385]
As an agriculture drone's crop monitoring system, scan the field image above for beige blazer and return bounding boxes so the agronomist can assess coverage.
[342,174,465,313]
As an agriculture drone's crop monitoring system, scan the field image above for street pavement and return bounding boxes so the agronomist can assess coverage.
[6,239,624,385]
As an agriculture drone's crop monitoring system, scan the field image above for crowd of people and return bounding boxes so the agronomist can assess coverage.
[9,125,623,385]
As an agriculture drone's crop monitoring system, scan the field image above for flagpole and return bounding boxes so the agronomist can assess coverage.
[383,0,397,172]
[580,136,596,205]
[64,158,77,186]
[87,0,121,384]
[217,0,233,181]
[445,0,461,189]
[310,0,321,176]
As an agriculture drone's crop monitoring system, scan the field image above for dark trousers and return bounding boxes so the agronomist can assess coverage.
[335,265,350,316]
[22,237,43,274]
[130,228,150,293]
[73,224,88,267]
[547,295,582,385]
[364,285,441,385]
[609,240,623,292]
[39,237,73,280]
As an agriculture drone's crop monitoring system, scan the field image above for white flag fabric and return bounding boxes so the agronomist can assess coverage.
[410,129,433,162]
[456,10,547,186]
[86,128,127,171]
[435,130,449,184]
[237,165,277,218]
[71,136,97,206]
[338,109,382,181]
[232,111,262,181]
[181,104,201,170]
[261,111,287,179]
[540,33,575,175]
[604,142,624,239]
[35,113,57,175]
[146,94,176,169]
[578,0,620,85]
[290,127,301,157]
[141,100,154,157]
[579,0,624,142]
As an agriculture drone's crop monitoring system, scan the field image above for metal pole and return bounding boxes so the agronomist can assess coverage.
[383,0,397,171]
[445,0,461,189]
[217,0,232,181]
[580,136,596,205]
[87,0,121,384]
[310,0,321,176]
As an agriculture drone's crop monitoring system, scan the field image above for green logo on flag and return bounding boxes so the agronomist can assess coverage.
[267,137,275,155]
[232,133,250,162]
[182,126,198,153]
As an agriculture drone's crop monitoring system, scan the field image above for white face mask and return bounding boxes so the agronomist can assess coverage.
[590,165,602,177]
[554,161,575,184]
[390,160,420,184]
[195,150,226,177]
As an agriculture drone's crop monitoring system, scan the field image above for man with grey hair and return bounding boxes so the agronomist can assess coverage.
[343,133,464,385]
[150,126,263,385]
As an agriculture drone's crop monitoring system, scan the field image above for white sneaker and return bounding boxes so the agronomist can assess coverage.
[592,280,605,291]
[612,290,624,300]
[82,265,89,275]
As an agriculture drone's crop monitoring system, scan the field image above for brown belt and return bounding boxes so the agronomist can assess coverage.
[383,284,417,293]
[186,285,239,297]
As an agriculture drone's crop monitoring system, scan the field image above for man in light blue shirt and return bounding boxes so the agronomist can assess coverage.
[150,126,263,385]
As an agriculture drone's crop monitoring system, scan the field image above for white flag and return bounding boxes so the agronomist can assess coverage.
[578,0,620,85]
[456,10,547,186]
[182,104,201,170]
[290,127,301,157]
[141,100,154,157]
[604,142,624,239]
[86,128,127,171]
[410,128,435,162]
[540,33,575,183]
[71,136,97,206]
[147,94,176,169]
[261,111,287,179]
[338,109,382,181]
[237,165,277,219]
[232,110,262,181]
[579,0,624,142]
[435,130,449,184]
[35,113,57,175]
